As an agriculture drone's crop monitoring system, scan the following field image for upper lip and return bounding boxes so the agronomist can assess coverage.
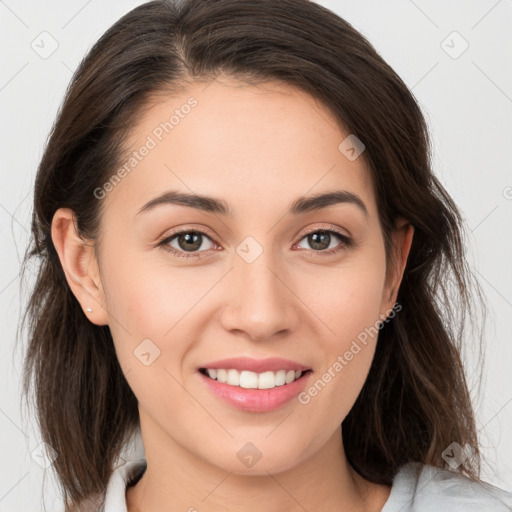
[199,357,312,373]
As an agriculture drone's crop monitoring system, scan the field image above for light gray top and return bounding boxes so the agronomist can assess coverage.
[99,458,512,511]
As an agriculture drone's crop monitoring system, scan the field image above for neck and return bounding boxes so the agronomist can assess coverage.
[126,410,390,512]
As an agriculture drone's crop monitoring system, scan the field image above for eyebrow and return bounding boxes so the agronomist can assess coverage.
[136,189,369,218]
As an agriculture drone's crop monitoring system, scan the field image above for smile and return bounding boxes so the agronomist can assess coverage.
[198,367,313,412]
[199,368,312,389]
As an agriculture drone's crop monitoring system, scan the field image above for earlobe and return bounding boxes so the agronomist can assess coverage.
[51,208,109,326]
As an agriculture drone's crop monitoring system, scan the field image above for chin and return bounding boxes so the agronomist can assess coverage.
[204,444,305,476]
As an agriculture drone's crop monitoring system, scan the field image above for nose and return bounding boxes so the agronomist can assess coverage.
[220,255,299,342]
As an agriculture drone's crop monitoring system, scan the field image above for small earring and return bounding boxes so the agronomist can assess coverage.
[86,307,92,313]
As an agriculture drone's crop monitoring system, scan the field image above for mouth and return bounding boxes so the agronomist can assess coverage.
[198,366,314,412]
[198,367,313,390]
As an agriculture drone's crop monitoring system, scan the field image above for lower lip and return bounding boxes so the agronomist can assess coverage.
[199,371,312,412]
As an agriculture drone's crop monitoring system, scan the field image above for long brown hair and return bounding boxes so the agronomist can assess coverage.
[19,0,486,510]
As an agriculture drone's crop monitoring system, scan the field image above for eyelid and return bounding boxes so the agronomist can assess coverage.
[160,224,216,239]
[295,222,351,240]
[157,223,352,258]
[156,225,220,258]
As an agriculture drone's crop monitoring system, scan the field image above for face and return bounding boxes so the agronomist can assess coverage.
[55,76,412,476]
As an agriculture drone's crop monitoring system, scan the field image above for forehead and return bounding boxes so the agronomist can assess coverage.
[103,77,376,220]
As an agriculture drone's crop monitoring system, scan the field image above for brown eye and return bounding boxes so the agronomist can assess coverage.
[158,229,217,259]
[295,229,351,255]
[307,231,332,251]
[175,232,203,252]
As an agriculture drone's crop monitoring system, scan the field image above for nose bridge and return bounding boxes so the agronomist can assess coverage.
[222,238,297,340]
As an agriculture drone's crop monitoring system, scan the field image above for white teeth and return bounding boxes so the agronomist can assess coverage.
[240,370,258,389]
[258,371,275,389]
[285,370,296,384]
[227,369,240,386]
[203,368,306,389]
[275,370,286,386]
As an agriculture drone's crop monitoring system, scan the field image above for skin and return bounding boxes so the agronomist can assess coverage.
[52,76,414,511]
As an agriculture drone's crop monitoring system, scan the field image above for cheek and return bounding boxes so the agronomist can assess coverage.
[295,250,387,416]
[101,248,225,378]
[100,253,201,409]
[297,254,387,349]
[102,248,207,336]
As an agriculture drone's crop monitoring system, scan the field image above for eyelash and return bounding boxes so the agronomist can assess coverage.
[156,226,352,260]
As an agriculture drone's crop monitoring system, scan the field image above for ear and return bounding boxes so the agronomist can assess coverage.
[380,216,414,316]
[51,208,109,326]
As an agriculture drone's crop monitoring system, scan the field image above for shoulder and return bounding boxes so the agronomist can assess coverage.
[382,461,512,512]
[98,458,147,512]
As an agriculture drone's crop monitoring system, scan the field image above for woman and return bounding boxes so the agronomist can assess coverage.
[20,0,512,510]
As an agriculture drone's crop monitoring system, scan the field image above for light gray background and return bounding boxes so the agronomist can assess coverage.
[1,0,511,510]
